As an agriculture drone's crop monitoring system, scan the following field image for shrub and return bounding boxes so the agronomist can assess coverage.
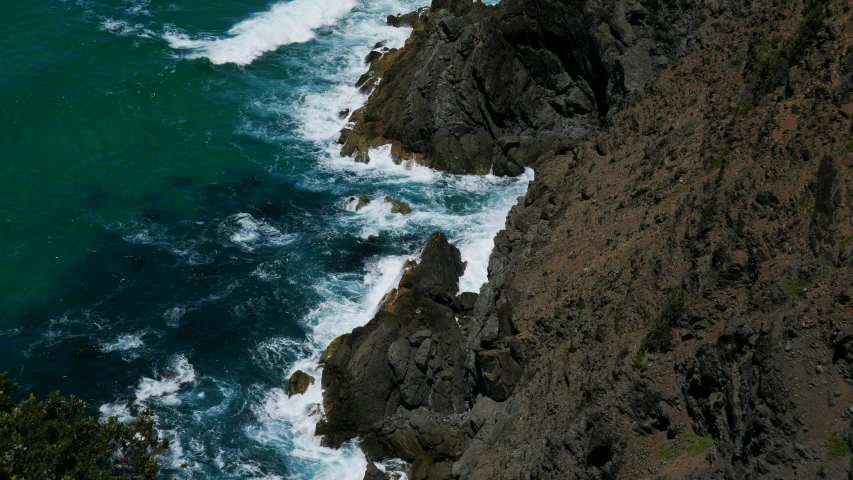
[744,0,827,103]
[683,432,714,455]
[0,373,169,479]
[826,432,852,460]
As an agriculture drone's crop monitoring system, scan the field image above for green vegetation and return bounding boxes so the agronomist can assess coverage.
[826,432,852,460]
[657,445,675,461]
[641,288,686,353]
[684,432,715,455]
[0,373,169,479]
[782,276,812,297]
[632,349,646,370]
[838,141,853,155]
[705,144,729,173]
[782,257,831,297]
[744,0,827,104]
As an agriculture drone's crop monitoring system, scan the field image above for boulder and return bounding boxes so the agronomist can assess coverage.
[318,232,472,463]
[355,195,371,211]
[363,462,389,480]
[384,196,412,215]
[287,370,315,397]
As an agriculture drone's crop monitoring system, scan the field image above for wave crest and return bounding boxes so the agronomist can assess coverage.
[165,0,358,65]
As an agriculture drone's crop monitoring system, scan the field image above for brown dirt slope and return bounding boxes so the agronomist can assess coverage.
[461,0,853,477]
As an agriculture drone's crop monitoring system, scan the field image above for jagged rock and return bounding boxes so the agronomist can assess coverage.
[365,51,383,64]
[287,370,315,397]
[342,0,700,175]
[384,196,412,215]
[318,232,472,465]
[363,462,389,480]
[355,195,370,211]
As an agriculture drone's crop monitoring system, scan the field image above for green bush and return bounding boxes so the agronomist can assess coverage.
[826,432,852,460]
[705,144,729,173]
[683,432,714,455]
[0,373,169,479]
[744,0,827,103]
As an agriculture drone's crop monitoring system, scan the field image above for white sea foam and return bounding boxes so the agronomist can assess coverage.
[98,402,134,423]
[224,213,291,250]
[165,0,358,65]
[135,355,196,405]
[101,332,146,360]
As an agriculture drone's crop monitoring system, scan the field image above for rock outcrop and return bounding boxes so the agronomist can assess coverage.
[340,0,704,175]
[318,232,476,473]
[323,0,853,478]
[287,370,315,397]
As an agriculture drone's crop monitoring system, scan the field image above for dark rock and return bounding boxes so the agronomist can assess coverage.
[356,195,371,211]
[475,348,522,401]
[287,370,315,397]
[339,109,351,120]
[363,462,389,480]
[344,0,702,175]
[365,51,383,65]
[318,232,471,465]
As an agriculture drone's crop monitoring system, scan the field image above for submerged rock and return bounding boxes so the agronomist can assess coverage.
[287,370,315,397]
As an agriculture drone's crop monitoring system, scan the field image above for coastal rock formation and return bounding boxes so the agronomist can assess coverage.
[323,0,853,478]
[340,0,704,175]
[384,196,412,215]
[287,370,315,397]
[317,232,475,473]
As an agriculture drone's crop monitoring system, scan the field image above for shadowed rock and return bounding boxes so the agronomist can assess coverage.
[287,370,315,397]
[318,232,474,469]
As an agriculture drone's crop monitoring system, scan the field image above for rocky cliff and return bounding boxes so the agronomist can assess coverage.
[321,0,853,478]
[339,0,703,175]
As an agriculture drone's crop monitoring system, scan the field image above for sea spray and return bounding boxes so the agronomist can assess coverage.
[165,0,359,65]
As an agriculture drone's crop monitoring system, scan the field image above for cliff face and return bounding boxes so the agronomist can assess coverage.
[339,0,703,175]
[322,0,853,478]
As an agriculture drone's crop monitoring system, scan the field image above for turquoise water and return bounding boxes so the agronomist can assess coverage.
[0,0,522,478]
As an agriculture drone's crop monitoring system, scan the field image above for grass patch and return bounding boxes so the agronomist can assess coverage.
[684,433,714,455]
[658,446,675,461]
[838,141,853,155]
[782,277,811,297]
[632,349,646,370]
[782,257,831,297]
[640,289,685,353]
[744,0,827,104]
[826,432,852,460]
[705,144,729,173]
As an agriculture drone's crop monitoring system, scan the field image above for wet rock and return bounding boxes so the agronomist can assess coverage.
[356,195,371,211]
[384,196,412,215]
[318,232,471,465]
[287,370,315,397]
[365,51,383,64]
[363,462,389,480]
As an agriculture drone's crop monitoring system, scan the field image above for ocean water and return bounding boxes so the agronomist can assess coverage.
[0,0,523,478]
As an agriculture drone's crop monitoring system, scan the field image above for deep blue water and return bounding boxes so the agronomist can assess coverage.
[0,0,524,478]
